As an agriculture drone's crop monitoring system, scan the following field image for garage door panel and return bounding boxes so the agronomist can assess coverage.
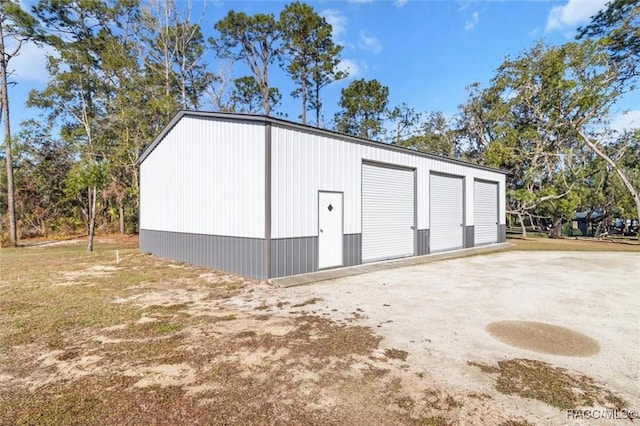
[430,173,464,252]
[474,180,498,245]
[362,164,414,263]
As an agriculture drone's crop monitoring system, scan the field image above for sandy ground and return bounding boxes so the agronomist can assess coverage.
[229,250,640,425]
[3,242,638,424]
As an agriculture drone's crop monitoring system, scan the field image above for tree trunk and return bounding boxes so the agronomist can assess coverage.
[180,54,187,108]
[518,213,527,238]
[315,82,321,127]
[119,201,125,235]
[548,215,562,239]
[87,185,97,252]
[262,83,270,116]
[301,74,307,124]
[594,221,604,238]
[0,29,17,247]
[260,62,270,116]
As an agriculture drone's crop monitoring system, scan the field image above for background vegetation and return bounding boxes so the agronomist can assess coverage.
[1,0,638,248]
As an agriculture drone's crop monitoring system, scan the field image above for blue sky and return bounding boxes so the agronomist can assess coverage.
[8,0,640,135]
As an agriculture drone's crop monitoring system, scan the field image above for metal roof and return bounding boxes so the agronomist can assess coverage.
[138,110,506,175]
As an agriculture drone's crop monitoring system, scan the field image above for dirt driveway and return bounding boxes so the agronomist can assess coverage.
[231,250,640,425]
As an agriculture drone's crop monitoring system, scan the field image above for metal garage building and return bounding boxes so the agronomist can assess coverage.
[139,111,506,280]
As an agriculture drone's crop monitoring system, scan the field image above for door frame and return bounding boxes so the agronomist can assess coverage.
[317,190,344,270]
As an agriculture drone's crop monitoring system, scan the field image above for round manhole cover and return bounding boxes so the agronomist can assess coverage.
[486,321,600,357]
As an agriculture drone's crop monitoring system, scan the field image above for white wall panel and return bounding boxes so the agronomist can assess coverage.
[270,125,504,239]
[140,116,265,238]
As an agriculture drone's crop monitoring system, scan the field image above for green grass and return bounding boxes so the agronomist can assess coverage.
[507,235,640,252]
[291,297,323,307]
[384,348,409,361]
[2,236,634,425]
[468,359,627,410]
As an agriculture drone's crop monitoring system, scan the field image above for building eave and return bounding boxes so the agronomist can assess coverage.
[138,110,506,175]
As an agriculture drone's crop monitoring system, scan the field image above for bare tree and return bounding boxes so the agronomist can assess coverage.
[212,11,281,116]
[205,60,234,111]
[137,0,213,109]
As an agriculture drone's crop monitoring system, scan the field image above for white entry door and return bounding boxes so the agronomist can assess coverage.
[318,191,343,269]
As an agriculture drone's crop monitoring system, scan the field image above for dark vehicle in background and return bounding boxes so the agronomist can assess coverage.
[571,210,639,237]
[611,218,640,235]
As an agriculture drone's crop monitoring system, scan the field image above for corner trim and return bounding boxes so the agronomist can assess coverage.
[265,122,272,279]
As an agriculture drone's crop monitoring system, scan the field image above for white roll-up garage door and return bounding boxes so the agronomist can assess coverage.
[430,173,464,252]
[362,163,415,263]
[474,180,498,245]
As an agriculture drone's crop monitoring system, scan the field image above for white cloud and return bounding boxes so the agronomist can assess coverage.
[546,0,608,33]
[321,9,348,44]
[457,0,473,12]
[464,11,479,31]
[611,110,640,133]
[7,41,53,84]
[347,0,373,3]
[394,0,408,7]
[337,59,367,79]
[358,31,382,54]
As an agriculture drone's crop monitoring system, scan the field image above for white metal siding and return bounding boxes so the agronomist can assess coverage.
[362,164,414,262]
[269,125,505,239]
[430,173,464,252]
[474,180,498,245]
[271,126,425,239]
[140,116,265,238]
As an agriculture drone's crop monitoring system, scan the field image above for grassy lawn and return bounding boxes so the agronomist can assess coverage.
[0,236,634,425]
[0,238,459,425]
[507,235,640,252]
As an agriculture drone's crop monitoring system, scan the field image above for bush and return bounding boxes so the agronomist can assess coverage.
[566,223,582,236]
